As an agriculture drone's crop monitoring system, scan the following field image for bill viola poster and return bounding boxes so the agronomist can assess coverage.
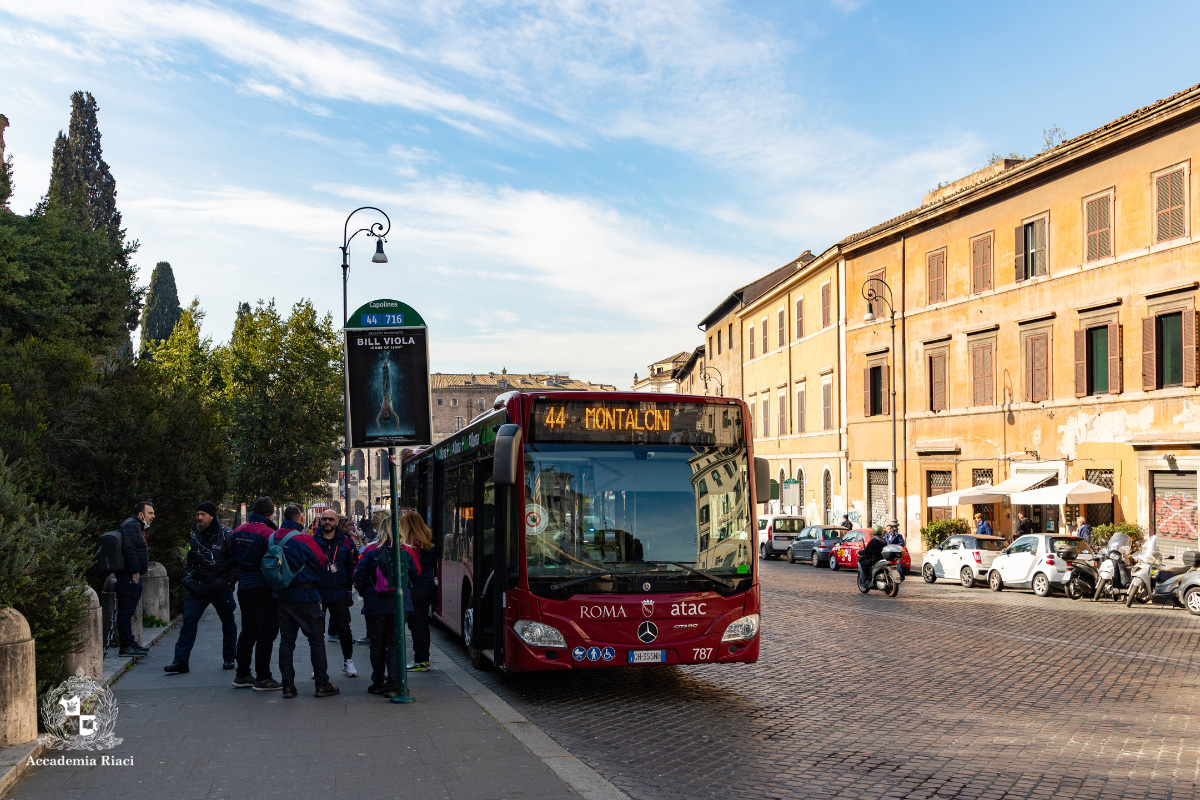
[345,299,432,448]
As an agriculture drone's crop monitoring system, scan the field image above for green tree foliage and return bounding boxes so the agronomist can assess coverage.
[224,300,342,504]
[139,261,182,358]
[1089,521,1145,552]
[0,155,12,208]
[45,91,140,335]
[0,452,91,699]
[920,517,971,549]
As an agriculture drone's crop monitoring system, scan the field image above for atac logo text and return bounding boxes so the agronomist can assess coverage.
[670,601,707,616]
[40,670,122,751]
[579,605,627,619]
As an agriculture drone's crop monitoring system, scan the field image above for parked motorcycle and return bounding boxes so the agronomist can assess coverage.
[858,545,903,597]
[1093,532,1132,602]
[1125,536,1198,607]
[1064,548,1098,600]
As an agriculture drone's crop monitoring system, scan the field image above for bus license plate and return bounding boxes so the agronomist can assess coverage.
[628,650,666,664]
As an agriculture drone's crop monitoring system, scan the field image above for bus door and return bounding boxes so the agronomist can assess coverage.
[467,459,498,668]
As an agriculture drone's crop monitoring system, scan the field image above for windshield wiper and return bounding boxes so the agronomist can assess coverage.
[549,570,628,591]
[644,561,736,589]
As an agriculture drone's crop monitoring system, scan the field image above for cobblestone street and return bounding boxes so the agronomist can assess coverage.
[435,560,1200,800]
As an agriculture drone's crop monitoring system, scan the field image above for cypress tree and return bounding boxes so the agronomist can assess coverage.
[48,92,124,251]
[139,261,182,358]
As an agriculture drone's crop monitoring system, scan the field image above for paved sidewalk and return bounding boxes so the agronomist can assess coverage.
[5,606,583,800]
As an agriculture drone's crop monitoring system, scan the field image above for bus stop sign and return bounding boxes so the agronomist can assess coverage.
[344,299,432,448]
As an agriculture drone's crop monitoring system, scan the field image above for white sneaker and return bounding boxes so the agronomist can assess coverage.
[343,658,357,678]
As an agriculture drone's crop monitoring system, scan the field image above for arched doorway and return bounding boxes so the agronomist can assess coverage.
[796,468,806,520]
[823,469,833,525]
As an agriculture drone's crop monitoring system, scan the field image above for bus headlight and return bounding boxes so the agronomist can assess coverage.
[513,620,567,648]
[721,614,760,642]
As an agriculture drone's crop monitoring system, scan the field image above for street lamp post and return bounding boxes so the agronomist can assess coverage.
[339,207,390,519]
[861,278,899,529]
[701,365,724,397]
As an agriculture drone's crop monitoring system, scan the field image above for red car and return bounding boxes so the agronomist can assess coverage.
[828,529,912,574]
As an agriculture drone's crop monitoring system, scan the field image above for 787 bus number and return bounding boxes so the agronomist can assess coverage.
[692,648,714,661]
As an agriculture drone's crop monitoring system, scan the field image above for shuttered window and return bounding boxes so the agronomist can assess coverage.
[1155,169,1186,243]
[822,381,833,429]
[971,235,992,293]
[927,251,946,304]
[1024,333,1050,402]
[970,341,994,406]
[777,391,787,435]
[797,386,806,433]
[716,329,722,354]
[761,398,770,438]
[865,271,883,318]
[795,299,804,339]
[865,365,889,416]
[748,325,755,359]
[761,318,768,354]
[1085,195,1112,261]
[1148,311,1196,389]
[821,283,831,328]
[727,323,733,350]
[1015,218,1048,280]
[777,309,786,350]
[928,351,947,411]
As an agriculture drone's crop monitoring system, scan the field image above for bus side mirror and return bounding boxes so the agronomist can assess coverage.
[754,457,770,505]
[494,424,523,486]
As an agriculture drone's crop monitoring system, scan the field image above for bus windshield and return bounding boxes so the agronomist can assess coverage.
[524,444,751,594]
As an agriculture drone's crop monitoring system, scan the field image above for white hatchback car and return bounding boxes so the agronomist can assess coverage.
[921,534,1006,587]
[987,534,1092,597]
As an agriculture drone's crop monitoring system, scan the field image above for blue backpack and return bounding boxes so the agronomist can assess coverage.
[261,531,302,591]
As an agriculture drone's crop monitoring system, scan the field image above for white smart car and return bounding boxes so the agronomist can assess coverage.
[987,534,1092,597]
[921,534,1006,587]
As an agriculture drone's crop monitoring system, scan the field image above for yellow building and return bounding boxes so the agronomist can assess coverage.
[739,248,848,525]
[842,83,1200,553]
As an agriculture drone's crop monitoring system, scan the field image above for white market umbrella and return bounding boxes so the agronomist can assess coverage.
[926,484,998,507]
[1009,479,1112,506]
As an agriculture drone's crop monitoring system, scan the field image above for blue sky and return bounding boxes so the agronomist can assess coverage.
[2,0,1198,388]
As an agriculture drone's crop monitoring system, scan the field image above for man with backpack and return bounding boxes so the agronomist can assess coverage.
[267,505,338,699]
[314,509,359,679]
[229,496,282,691]
[164,502,238,674]
[115,502,153,658]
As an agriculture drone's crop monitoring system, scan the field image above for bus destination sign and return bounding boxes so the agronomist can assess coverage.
[530,400,741,446]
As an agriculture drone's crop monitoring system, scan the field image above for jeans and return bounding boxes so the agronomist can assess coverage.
[278,601,328,688]
[114,576,143,648]
[407,584,435,663]
[173,590,237,666]
[365,613,397,689]
[321,596,354,660]
[235,586,279,680]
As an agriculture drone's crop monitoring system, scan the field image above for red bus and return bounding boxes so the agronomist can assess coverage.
[400,391,767,671]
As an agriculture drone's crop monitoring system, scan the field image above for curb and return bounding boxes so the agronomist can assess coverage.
[102,616,180,689]
[0,615,181,799]
[430,643,630,800]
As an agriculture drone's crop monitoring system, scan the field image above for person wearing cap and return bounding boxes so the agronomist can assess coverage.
[164,502,238,674]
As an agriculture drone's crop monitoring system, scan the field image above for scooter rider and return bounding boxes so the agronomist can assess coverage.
[858,528,887,589]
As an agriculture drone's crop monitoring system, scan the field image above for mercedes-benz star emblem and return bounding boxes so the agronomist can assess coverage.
[642,582,651,592]
[637,621,658,643]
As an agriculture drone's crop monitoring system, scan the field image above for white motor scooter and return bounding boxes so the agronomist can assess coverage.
[1094,532,1133,602]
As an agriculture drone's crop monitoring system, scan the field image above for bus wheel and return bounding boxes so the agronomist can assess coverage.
[462,604,489,671]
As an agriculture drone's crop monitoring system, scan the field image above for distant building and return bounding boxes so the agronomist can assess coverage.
[431,369,616,442]
[632,352,690,392]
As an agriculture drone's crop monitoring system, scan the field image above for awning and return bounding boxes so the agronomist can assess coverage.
[1009,479,1112,506]
[987,471,1058,495]
[926,484,998,507]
